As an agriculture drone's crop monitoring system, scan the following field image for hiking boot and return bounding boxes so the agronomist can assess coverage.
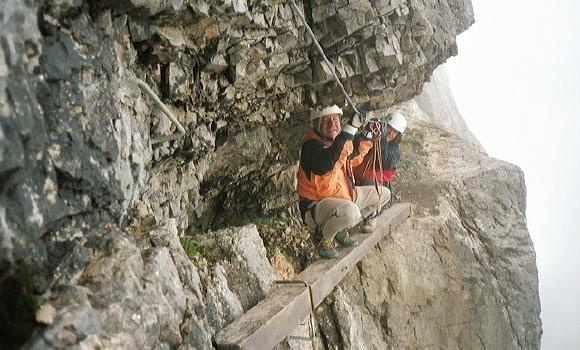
[334,231,358,247]
[361,218,376,233]
[318,239,338,259]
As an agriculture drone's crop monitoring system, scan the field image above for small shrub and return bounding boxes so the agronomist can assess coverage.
[180,238,201,260]
[180,238,217,265]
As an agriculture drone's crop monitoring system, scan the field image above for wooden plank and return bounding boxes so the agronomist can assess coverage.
[295,203,411,306]
[215,203,411,350]
[214,284,312,350]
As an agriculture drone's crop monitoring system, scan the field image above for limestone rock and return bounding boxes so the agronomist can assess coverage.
[0,0,540,349]
[200,264,244,333]
[415,65,482,147]
[112,0,183,17]
[35,304,56,325]
[201,225,277,311]
[25,219,213,349]
[316,286,389,350]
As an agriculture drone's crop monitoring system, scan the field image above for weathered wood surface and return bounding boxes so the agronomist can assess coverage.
[297,203,411,306]
[215,203,411,350]
[214,284,312,350]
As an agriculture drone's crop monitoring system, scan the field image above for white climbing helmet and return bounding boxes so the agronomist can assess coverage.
[311,105,343,120]
[387,112,407,134]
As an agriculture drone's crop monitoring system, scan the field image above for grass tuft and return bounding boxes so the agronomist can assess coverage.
[180,238,218,266]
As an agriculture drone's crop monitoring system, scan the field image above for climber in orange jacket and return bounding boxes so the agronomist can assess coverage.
[297,105,391,258]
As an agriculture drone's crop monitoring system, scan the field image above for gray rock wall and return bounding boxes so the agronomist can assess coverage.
[0,0,540,349]
[1,0,474,275]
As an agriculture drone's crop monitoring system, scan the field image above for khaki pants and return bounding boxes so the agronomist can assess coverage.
[304,186,390,241]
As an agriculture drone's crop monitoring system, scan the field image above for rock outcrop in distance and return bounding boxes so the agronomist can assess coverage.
[414,64,481,147]
[0,0,540,349]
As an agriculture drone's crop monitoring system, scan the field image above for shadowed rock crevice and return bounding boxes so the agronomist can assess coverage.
[0,267,38,350]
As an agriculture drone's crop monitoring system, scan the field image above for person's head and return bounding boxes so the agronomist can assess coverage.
[312,105,343,140]
[385,112,407,143]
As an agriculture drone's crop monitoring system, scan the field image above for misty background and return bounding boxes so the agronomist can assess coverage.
[445,0,580,348]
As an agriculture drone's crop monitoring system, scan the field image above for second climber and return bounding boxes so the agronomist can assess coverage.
[353,111,408,199]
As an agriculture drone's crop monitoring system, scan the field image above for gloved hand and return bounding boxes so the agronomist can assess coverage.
[348,109,367,128]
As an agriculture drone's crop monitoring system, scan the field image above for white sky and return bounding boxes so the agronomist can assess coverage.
[446,0,580,348]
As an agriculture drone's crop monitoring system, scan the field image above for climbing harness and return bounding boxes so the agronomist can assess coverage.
[306,201,318,227]
[130,77,186,144]
[288,0,366,120]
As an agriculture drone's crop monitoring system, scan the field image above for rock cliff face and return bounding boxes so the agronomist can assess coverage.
[0,0,541,349]
[414,64,480,146]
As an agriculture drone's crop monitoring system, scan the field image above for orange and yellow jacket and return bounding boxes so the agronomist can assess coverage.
[297,126,372,218]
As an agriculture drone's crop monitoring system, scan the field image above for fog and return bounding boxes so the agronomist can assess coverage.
[446,0,580,348]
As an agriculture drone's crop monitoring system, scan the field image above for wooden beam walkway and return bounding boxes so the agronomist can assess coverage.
[214,203,411,350]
